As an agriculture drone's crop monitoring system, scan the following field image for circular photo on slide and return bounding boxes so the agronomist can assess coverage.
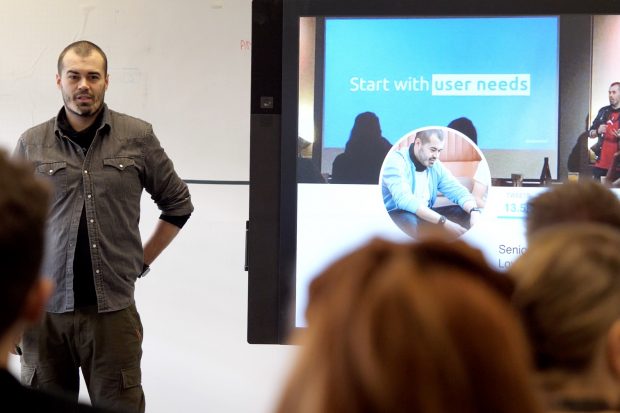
[379,125,491,240]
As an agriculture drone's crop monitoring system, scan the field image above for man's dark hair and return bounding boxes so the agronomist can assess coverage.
[57,40,108,75]
[610,82,620,89]
[0,152,50,336]
[526,180,620,241]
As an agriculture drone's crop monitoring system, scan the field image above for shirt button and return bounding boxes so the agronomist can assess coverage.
[95,269,100,274]
[92,244,97,248]
[90,219,94,223]
[84,170,88,174]
[87,194,92,199]
[119,164,124,168]
[49,169,53,174]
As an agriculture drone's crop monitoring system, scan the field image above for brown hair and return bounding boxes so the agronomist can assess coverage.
[0,151,50,336]
[525,181,620,241]
[275,239,540,413]
[57,40,108,75]
[511,224,620,376]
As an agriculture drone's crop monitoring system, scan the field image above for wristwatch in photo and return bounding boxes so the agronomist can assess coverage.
[438,215,447,225]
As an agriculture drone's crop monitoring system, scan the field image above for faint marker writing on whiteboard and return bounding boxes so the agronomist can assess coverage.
[240,40,251,51]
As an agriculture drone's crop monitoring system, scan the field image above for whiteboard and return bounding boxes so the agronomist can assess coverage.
[0,0,251,181]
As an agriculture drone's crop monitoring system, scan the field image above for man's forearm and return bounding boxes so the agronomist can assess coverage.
[462,200,477,214]
[143,219,182,266]
[415,205,444,224]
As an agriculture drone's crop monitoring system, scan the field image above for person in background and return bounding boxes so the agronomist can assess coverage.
[14,40,193,412]
[524,180,620,242]
[275,238,543,413]
[331,111,392,184]
[0,152,117,412]
[511,224,620,412]
[589,82,620,180]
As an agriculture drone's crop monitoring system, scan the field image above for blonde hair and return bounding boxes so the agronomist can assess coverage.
[511,223,620,375]
[276,239,540,413]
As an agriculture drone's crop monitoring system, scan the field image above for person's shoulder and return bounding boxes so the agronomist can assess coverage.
[19,116,56,143]
[108,109,152,129]
[385,147,409,165]
[393,146,409,157]
[332,151,348,166]
[105,108,161,144]
[380,137,393,149]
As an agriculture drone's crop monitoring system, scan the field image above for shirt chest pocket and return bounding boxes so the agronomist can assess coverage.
[102,157,142,196]
[36,161,67,199]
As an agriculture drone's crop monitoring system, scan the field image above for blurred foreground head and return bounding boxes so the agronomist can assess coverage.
[511,223,620,410]
[526,180,620,242]
[276,238,541,413]
[0,151,50,338]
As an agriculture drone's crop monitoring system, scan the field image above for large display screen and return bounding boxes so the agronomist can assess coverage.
[293,14,620,327]
[246,0,620,343]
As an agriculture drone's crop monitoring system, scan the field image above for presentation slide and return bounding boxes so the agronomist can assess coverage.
[322,17,559,152]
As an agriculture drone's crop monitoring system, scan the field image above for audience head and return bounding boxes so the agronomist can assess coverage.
[0,151,51,343]
[276,238,540,413]
[511,224,620,409]
[346,112,382,152]
[525,180,620,242]
[448,117,478,144]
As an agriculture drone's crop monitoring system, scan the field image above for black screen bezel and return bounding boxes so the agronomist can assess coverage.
[248,0,619,345]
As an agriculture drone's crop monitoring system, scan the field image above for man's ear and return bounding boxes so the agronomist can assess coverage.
[412,138,421,150]
[21,278,53,324]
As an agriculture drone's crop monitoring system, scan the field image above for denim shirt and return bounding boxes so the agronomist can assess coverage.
[15,105,194,313]
[382,147,474,213]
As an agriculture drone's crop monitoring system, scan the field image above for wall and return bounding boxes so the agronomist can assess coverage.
[3,1,296,412]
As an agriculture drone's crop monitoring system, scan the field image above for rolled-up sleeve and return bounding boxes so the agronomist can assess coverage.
[142,127,194,216]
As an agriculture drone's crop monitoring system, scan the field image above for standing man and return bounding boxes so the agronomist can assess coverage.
[589,82,620,180]
[14,41,193,413]
[382,128,481,238]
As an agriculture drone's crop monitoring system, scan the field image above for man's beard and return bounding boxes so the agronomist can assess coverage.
[65,92,104,117]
